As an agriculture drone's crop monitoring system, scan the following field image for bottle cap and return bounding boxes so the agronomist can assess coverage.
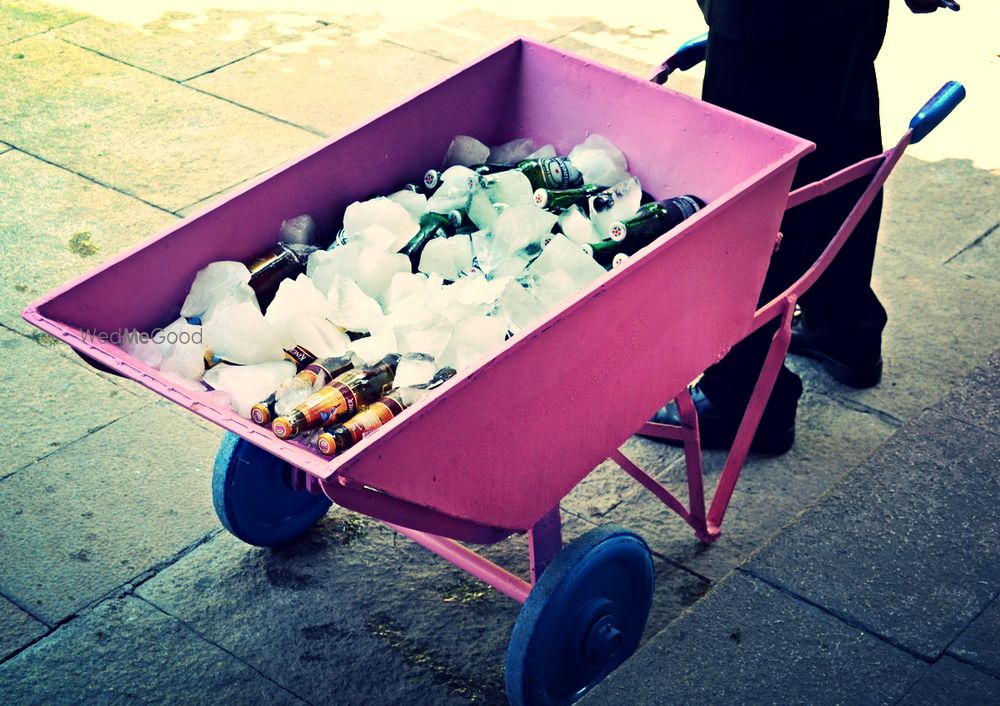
[316,433,336,456]
[250,404,271,425]
[608,221,627,242]
[580,243,594,257]
[612,253,630,268]
[423,169,440,190]
[272,416,296,439]
[532,188,549,208]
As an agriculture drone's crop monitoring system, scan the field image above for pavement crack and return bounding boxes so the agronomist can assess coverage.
[819,391,903,427]
[180,47,271,82]
[3,144,180,217]
[737,567,936,664]
[943,221,999,265]
[134,595,319,706]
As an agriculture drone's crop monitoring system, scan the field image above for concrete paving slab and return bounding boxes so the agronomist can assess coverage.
[947,595,1000,680]
[0,0,82,46]
[881,156,1000,276]
[55,11,328,82]
[0,150,177,335]
[897,657,1000,706]
[746,410,1000,659]
[0,595,46,661]
[137,512,510,705]
[550,32,701,100]
[0,36,319,212]
[0,596,307,705]
[933,348,1000,436]
[0,405,221,625]
[188,33,454,137]
[839,250,1000,422]
[582,571,925,706]
[585,389,897,582]
[384,9,587,64]
[0,327,147,479]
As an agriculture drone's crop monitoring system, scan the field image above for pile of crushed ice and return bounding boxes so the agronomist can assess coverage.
[127,134,645,422]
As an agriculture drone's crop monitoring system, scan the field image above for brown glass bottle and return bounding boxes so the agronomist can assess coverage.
[250,354,353,426]
[271,354,400,439]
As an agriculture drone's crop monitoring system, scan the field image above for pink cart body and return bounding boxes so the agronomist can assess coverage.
[23,38,812,535]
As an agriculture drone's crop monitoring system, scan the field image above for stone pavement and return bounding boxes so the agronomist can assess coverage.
[0,2,998,705]
[584,350,1000,705]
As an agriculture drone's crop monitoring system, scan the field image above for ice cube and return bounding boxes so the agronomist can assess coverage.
[491,205,558,260]
[527,144,557,160]
[382,272,432,313]
[488,138,536,166]
[441,135,490,168]
[558,205,603,245]
[156,318,207,380]
[286,314,350,357]
[180,261,252,319]
[468,190,500,231]
[348,329,398,366]
[355,247,412,300]
[426,165,478,214]
[122,333,163,368]
[440,316,508,370]
[499,279,548,334]
[202,300,285,365]
[529,234,606,288]
[343,197,419,244]
[392,352,437,388]
[264,274,331,347]
[307,243,362,297]
[568,134,630,187]
[418,234,473,281]
[481,170,534,207]
[589,177,643,236]
[531,269,580,309]
[278,214,317,246]
[354,224,400,252]
[204,360,296,418]
[451,273,509,310]
[387,189,428,221]
[395,323,452,361]
[327,276,385,333]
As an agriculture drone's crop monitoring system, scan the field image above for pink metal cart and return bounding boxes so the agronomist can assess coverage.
[22,37,963,706]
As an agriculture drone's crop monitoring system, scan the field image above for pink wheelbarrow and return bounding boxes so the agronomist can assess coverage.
[22,36,963,706]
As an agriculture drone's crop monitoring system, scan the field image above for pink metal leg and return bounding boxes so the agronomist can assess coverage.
[385,522,532,604]
[528,506,562,583]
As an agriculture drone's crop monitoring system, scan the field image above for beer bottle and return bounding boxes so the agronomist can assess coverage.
[397,210,463,271]
[607,195,706,242]
[533,184,608,211]
[315,367,456,456]
[271,353,400,440]
[250,354,353,426]
[583,240,631,270]
[470,158,583,192]
[245,243,317,309]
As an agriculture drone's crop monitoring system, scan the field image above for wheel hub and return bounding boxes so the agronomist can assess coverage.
[584,614,623,663]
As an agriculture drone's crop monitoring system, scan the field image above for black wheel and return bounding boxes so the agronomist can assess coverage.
[212,432,331,547]
[505,525,654,706]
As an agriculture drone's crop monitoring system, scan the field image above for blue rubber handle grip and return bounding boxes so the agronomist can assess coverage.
[909,81,965,144]
[670,33,708,71]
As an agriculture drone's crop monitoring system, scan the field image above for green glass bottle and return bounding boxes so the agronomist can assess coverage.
[533,184,608,211]
[606,195,706,242]
[397,210,462,271]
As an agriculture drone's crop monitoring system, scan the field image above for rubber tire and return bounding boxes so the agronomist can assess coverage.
[212,432,332,547]
[505,525,655,706]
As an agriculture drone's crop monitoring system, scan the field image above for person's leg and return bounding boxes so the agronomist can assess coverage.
[652,7,889,450]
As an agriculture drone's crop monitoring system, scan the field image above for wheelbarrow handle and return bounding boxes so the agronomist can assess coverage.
[651,33,707,84]
[909,81,966,144]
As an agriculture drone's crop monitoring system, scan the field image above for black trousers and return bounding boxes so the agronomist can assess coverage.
[697,7,890,416]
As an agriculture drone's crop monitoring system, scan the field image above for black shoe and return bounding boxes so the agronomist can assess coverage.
[640,383,798,456]
[789,312,882,389]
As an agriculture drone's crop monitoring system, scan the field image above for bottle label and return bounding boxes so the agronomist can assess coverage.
[284,346,316,369]
[345,398,404,443]
[674,195,703,220]
[541,158,572,190]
